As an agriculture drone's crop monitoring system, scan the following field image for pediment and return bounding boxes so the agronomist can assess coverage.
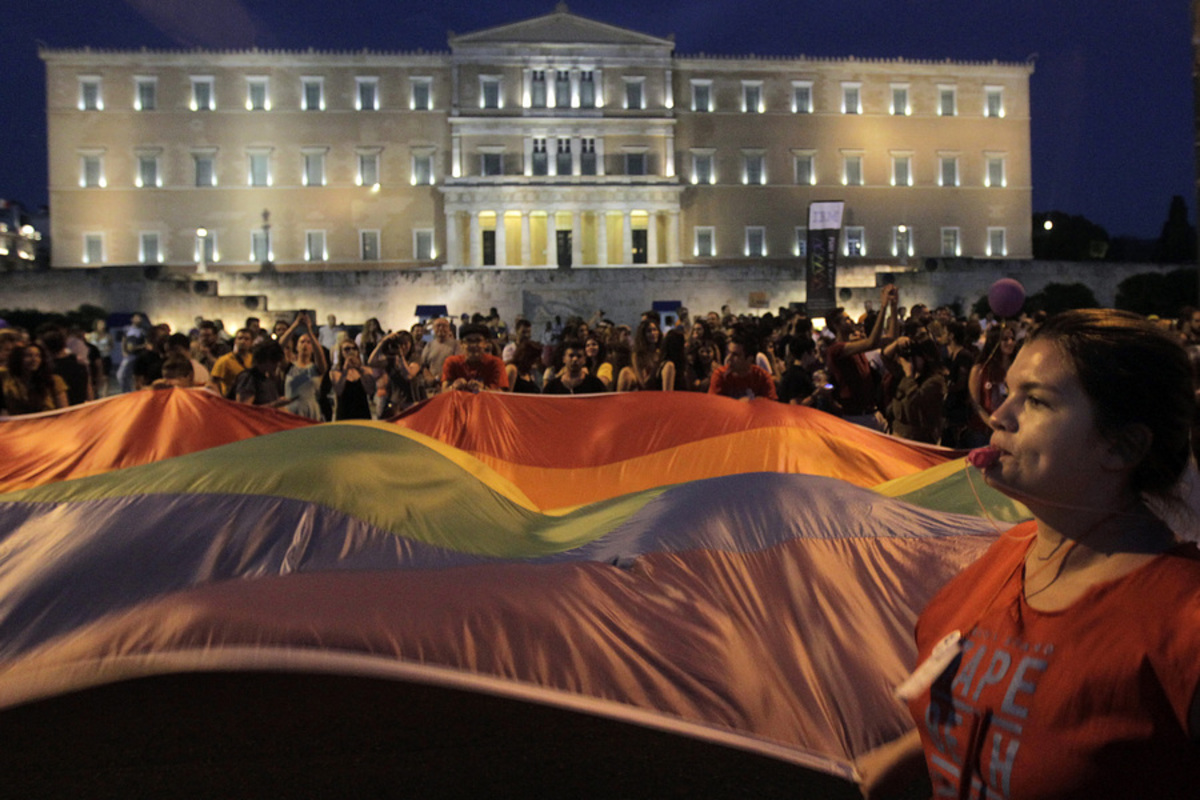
[450,4,674,50]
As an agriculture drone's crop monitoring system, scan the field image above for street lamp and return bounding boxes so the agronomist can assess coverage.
[196,227,208,274]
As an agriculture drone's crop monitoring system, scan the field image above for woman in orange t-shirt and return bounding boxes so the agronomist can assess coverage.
[858,309,1200,799]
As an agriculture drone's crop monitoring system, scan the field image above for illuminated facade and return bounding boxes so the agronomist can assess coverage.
[41,6,1033,272]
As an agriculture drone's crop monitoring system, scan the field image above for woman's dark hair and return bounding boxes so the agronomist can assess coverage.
[7,343,57,407]
[513,339,544,374]
[583,334,607,371]
[1032,309,1195,496]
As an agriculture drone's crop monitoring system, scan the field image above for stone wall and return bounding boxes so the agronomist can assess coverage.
[2,259,1193,333]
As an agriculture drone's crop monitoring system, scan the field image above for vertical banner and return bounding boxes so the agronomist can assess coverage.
[806,201,844,316]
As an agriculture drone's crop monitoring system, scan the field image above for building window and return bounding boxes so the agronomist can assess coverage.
[694,227,715,258]
[480,151,503,177]
[844,226,865,257]
[579,71,596,108]
[891,85,909,116]
[691,80,712,112]
[625,152,646,176]
[556,139,572,176]
[302,77,324,111]
[745,226,766,257]
[251,230,271,263]
[892,155,912,187]
[555,70,571,108]
[580,138,597,175]
[480,76,501,109]
[246,77,269,110]
[941,227,961,257]
[530,70,547,108]
[414,229,435,260]
[191,76,215,111]
[356,77,379,111]
[692,151,714,185]
[795,227,808,257]
[80,154,104,188]
[985,86,1004,118]
[412,152,434,185]
[360,230,380,261]
[939,156,959,187]
[305,230,327,261]
[794,153,815,185]
[134,76,156,111]
[742,81,763,113]
[843,154,863,186]
[303,150,325,186]
[83,233,104,264]
[79,76,102,111]
[938,85,956,116]
[139,232,161,264]
[842,83,861,114]
[986,156,1006,187]
[624,77,645,110]
[531,138,548,175]
[248,152,271,186]
[136,154,160,188]
[410,77,432,110]
[987,227,1007,257]
[792,81,812,113]
[357,151,380,186]
[194,152,216,187]
[194,230,217,264]
[893,226,913,257]
[743,152,765,185]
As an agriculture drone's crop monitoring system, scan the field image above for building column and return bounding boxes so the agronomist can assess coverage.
[665,132,675,178]
[452,135,462,178]
[468,212,481,268]
[623,211,633,265]
[598,210,609,266]
[445,210,461,268]
[571,211,582,268]
[520,212,531,267]
[595,138,606,176]
[494,210,507,267]
[545,211,557,267]
[571,136,582,176]
[666,210,680,264]
[647,211,659,265]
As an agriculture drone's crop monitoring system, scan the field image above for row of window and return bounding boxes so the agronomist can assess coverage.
[76,72,1005,117]
[77,148,433,188]
[79,228,437,265]
[78,224,1007,266]
[76,144,1008,189]
[692,225,1009,259]
[691,150,1007,188]
[77,74,434,113]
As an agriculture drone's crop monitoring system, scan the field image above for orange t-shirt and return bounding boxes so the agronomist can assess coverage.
[909,522,1200,799]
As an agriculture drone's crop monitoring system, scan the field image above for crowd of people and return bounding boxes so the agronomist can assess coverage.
[4,298,1200,448]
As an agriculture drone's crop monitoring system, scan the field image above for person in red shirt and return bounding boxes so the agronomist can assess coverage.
[441,323,509,393]
[857,309,1200,799]
[708,334,777,401]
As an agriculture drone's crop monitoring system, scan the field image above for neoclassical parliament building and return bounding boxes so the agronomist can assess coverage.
[41,4,1032,274]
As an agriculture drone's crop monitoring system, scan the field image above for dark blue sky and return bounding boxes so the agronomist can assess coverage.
[1,0,1192,238]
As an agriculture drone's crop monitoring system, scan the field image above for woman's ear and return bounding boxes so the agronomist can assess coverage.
[1104,423,1153,471]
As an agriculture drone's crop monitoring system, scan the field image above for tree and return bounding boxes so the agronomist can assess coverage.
[1154,195,1197,263]
[1025,282,1098,314]
[1114,269,1199,316]
[1032,211,1109,260]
